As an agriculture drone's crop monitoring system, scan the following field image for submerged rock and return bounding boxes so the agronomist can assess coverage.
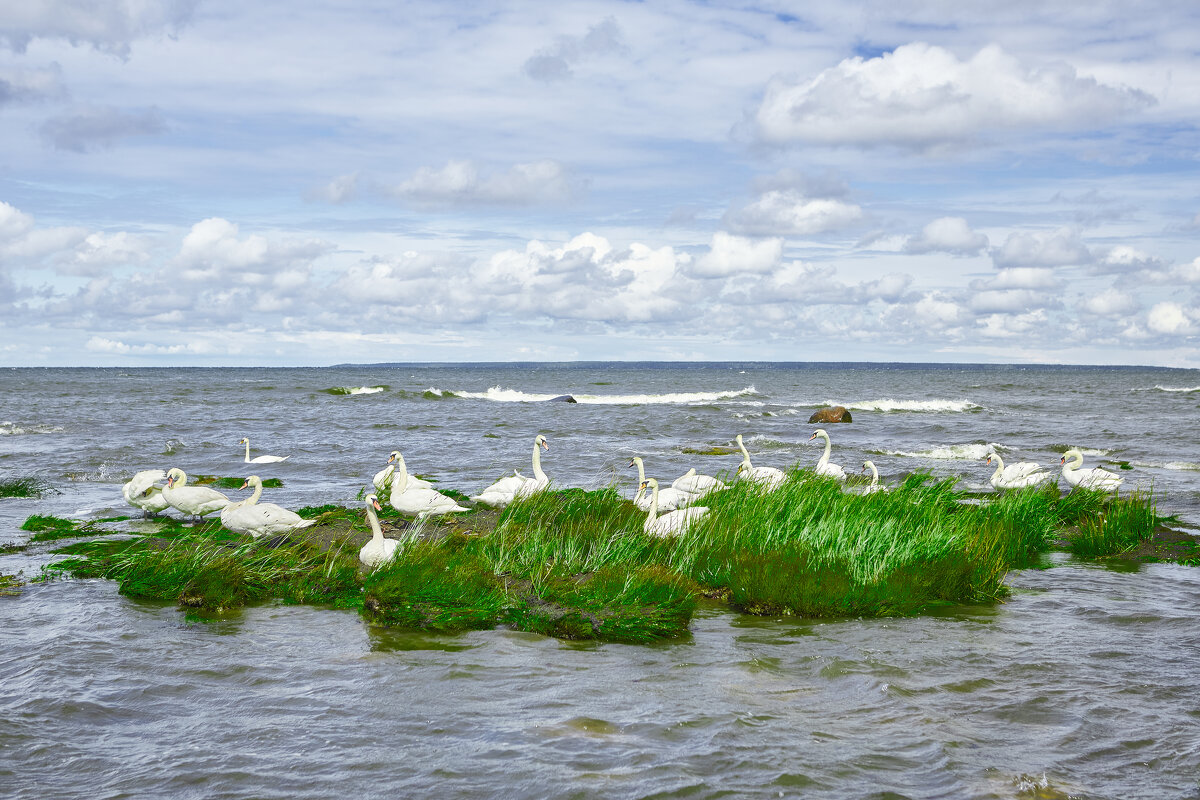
[808,406,852,424]
[547,395,577,403]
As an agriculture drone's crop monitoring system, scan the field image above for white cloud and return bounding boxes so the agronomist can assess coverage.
[0,64,65,105]
[692,232,782,278]
[391,159,575,207]
[309,172,359,204]
[1094,244,1162,273]
[753,42,1154,148]
[992,227,1092,268]
[39,106,167,152]
[904,217,988,256]
[174,218,330,280]
[977,309,1048,338]
[1080,288,1138,317]
[1147,302,1193,335]
[985,268,1060,290]
[0,0,195,57]
[0,202,35,241]
[524,16,626,82]
[913,292,965,328]
[724,190,862,236]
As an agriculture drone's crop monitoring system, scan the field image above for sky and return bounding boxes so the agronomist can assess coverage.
[1,1,1199,367]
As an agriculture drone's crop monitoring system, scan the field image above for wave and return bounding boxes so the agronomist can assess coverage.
[876,442,1008,461]
[1135,385,1200,393]
[1130,460,1200,472]
[433,385,758,405]
[0,421,65,435]
[323,385,388,396]
[826,398,982,413]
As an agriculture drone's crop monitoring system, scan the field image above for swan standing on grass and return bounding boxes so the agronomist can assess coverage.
[986,453,1052,490]
[670,467,726,497]
[389,453,469,517]
[641,478,709,537]
[162,468,230,522]
[359,494,399,568]
[220,475,316,538]
[861,461,886,494]
[1060,449,1124,492]
[239,438,289,464]
[373,450,433,496]
[808,429,847,480]
[629,457,695,512]
[471,434,550,508]
[122,469,171,517]
[735,434,786,491]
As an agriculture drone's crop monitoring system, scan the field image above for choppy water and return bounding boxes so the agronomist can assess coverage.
[2,363,1199,799]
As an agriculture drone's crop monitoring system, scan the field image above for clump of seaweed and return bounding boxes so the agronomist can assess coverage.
[0,477,52,499]
[0,572,23,596]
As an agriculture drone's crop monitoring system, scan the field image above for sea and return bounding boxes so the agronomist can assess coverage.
[1,362,1198,800]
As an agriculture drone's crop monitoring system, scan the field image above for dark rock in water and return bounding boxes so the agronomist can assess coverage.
[808,406,852,424]
[547,395,577,403]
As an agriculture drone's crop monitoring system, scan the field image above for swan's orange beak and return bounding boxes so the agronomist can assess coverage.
[372,498,382,511]
[987,456,993,465]
[808,432,817,441]
[639,480,649,490]
[240,480,249,490]
[166,476,175,488]
[541,440,549,451]
[1060,455,1066,465]
[627,458,636,468]
[387,453,396,463]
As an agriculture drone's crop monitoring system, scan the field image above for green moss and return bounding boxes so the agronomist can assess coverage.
[680,446,739,456]
[192,475,284,489]
[21,515,77,534]
[0,573,22,596]
[363,542,505,632]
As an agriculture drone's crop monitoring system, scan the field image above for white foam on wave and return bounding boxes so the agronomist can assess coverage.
[347,386,385,395]
[826,398,981,413]
[881,442,1008,461]
[0,421,65,435]
[437,385,759,405]
[1133,385,1200,393]
[1131,460,1200,472]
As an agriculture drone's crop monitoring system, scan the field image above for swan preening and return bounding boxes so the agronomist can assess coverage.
[239,438,289,464]
[162,468,230,521]
[122,469,171,517]
[808,429,847,481]
[471,434,550,508]
[641,478,709,537]
[1061,449,1123,492]
[387,451,468,517]
[735,434,787,491]
[359,494,399,568]
[220,475,316,538]
[986,453,1052,490]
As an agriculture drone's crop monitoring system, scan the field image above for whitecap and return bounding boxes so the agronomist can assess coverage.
[825,398,981,413]
[1133,385,1200,393]
[0,421,65,435]
[880,442,1008,461]
[325,386,386,396]
[1130,460,1200,472]
[435,385,759,405]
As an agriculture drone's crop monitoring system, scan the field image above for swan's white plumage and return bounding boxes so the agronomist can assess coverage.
[629,457,695,512]
[1060,448,1123,491]
[220,475,316,538]
[239,437,289,464]
[670,467,726,497]
[809,429,847,481]
[162,468,230,520]
[359,494,399,568]
[388,454,468,517]
[471,435,550,508]
[861,461,886,494]
[987,453,1052,490]
[641,478,709,537]
[122,469,171,515]
[734,434,786,491]
[373,451,433,495]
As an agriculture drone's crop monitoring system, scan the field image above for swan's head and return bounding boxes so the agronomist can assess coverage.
[808,429,828,443]
[1061,448,1083,465]
[165,467,185,488]
[535,434,549,450]
[238,438,248,445]
[735,434,744,445]
[986,453,995,465]
[387,451,401,464]
[365,493,382,512]
[240,475,261,490]
[861,461,873,473]
[628,456,641,469]
[640,477,658,491]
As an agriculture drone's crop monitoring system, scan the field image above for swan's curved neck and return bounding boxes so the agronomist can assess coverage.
[990,454,1005,482]
[366,504,384,541]
[736,436,753,469]
[531,440,546,482]
[173,471,188,488]
[644,481,659,528]
[246,478,263,505]
[632,458,646,499]
[392,456,409,494]
[243,440,252,463]
[817,431,831,466]
[868,463,879,486]
[1064,452,1083,471]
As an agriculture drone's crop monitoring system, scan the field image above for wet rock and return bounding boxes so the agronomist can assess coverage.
[808,406,852,424]
[547,395,577,403]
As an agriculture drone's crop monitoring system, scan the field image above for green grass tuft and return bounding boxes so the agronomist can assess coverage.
[363,540,506,632]
[0,477,51,498]
[1065,490,1158,558]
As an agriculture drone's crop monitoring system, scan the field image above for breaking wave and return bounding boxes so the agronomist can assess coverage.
[1135,385,1200,393]
[433,385,758,405]
[876,442,1008,461]
[0,421,65,435]
[826,398,982,413]
[323,386,387,396]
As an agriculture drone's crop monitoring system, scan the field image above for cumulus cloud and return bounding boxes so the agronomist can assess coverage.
[992,227,1092,268]
[691,232,782,278]
[723,190,862,236]
[913,292,966,329]
[977,309,1048,338]
[1080,288,1139,317]
[308,172,359,204]
[753,42,1153,149]
[0,64,65,105]
[523,17,626,82]
[174,218,331,280]
[1146,302,1193,335]
[904,217,988,256]
[1092,244,1163,274]
[39,105,167,152]
[390,159,575,207]
[0,0,196,57]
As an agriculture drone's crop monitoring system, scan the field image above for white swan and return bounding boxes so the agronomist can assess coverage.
[1060,449,1123,492]
[389,454,469,517]
[641,478,709,538]
[670,467,726,497]
[808,429,847,481]
[986,452,1052,490]
[629,457,695,512]
[861,461,886,494]
[239,437,289,464]
[122,469,171,517]
[734,434,786,491]
[161,468,230,521]
[471,434,550,508]
[220,475,316,538]
[359,494,399,568]
[373,450,433,496]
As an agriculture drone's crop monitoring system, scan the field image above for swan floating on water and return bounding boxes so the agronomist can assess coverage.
[861,461,886,494]
[471,434,550,508]
[239,438,289,464]
[162,468,230,521]
[122,469,171,517]
[629,457,695,512]
[1060,449,1123,492]
[388,452,469,517]
[641,478,709,537]
[359,494,399,568]
[220,475,316,538]
[734,434,786,491]
[986,453,1052,490]
[808,429,847,481]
